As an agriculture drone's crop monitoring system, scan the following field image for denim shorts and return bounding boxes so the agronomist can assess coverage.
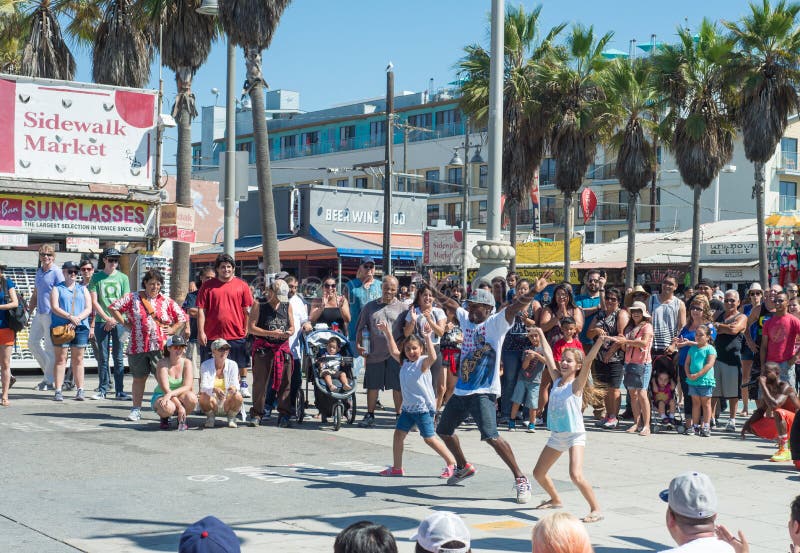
[437,393,499,441]
[396,409,436,438]
[624,362,652,390]
[54,326,89,349]
[511,379,540,409]
[688,385,714,397]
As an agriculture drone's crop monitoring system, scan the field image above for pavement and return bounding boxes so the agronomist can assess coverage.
[1,373,798,553]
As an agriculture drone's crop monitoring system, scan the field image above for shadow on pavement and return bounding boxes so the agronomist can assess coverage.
[686,450,778,462]
[609,534,670,552]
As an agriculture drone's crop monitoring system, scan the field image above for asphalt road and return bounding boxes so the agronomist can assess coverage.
[1,374,797,553]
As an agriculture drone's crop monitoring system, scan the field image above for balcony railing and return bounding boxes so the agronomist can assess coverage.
[778,150,799,171]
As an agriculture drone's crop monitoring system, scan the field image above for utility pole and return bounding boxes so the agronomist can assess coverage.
[461,120,471,292]
[223,39,236,257]
[383,66,394,276]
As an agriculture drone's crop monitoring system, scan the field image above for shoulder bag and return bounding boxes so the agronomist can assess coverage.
[0,277,27,333]
[51,288,76,345]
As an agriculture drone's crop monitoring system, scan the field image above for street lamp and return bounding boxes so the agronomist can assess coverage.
[448,119,485,292]
[197,0,236,258]
[713,164,736,222]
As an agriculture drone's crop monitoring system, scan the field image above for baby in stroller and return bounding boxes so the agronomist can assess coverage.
[317,336,352,392]
[651,366,677,424]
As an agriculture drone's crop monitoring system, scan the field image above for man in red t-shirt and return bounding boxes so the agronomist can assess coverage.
[761,291,800,391]
[197,254,254,396]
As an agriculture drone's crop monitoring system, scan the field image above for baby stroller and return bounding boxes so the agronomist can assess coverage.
[649,354,686,434]
[299,325,357,431]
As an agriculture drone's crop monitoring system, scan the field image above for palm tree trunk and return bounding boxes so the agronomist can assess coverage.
[564,193,573,282]
[509,200,518,272]
[170,68,194,303]
[691,186,702,286]
[754,162,768,286]
[625,192,638,288]
[245,46,280,275]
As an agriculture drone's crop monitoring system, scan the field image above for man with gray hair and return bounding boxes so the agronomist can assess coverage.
[712,289,748,432]
[659,471,744,552]
[356,276,407,428]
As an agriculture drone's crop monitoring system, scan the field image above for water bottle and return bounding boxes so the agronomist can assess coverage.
[332,322,340,333]
[362,328,370,355]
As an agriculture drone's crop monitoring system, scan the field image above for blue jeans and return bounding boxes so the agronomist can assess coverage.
[500,349,524,417]
[94,322,126,395]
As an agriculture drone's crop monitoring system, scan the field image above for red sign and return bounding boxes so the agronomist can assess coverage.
[159,225,196,243]
[580,188,597,224]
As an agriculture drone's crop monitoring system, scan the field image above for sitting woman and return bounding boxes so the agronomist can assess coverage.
[318,336,351,392]
[199,338,244,428]
[151,334,197,431]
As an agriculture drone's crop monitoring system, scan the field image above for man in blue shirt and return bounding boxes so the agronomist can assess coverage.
[27,244,65,390]
[575,269,605,350]
[347,256,382,344]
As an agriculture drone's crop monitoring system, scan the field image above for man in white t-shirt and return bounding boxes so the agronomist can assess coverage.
[659,471,741,553]
[431,272,551,504]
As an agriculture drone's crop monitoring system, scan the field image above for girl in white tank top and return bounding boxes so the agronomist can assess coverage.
[530,328,605,524]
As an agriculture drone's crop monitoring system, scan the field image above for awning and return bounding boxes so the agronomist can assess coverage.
[190,235,338,264]
[309,226,423,261]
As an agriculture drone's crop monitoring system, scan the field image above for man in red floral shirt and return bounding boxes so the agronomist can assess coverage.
[109,269,188,422]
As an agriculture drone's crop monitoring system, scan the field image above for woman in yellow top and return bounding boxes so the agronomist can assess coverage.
[151,335,197,431]
[199,339,244,428]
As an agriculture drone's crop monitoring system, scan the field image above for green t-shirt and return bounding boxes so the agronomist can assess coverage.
[88,270,130,322]
[687,344,717,387]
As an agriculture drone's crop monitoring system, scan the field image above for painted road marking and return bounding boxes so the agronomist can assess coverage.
[473,520,529,531]
[220,462,375,485]
[187,474,230,483]
[1,420,100,432]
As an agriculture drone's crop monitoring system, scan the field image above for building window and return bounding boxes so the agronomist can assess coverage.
[782,137,798,169]
[780,180,797,211]
[479,165,488,188]
[540,158,557,186]
[355,177,368,189]
[541,197,557,225]
[447,167,463,188]
[446,203,462,227]
[585,231,595,244]
[335,178,348,187]
[192,148,202,166]
[427,204,441,226]
[435,109,462,137]
[408,113,432,128]
[339,125,356,150]
[603,190,629,220]
[369,120,385,147]
[236,141,254,163]
[425,169,440,195]
[479,200,487,224]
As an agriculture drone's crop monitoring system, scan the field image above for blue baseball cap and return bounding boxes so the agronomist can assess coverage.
[179,516,240,553]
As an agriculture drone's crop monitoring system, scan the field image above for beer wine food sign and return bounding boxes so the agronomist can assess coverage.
[0,75,157,187]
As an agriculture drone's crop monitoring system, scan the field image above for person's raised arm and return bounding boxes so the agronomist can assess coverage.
[574,338,603,394]
[376,319,400,364]
[533,327,559,382]
[421,322,437,371]
[504,270,553,324]
[403,307,418,338]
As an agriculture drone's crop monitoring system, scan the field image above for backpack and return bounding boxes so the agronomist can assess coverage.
[1,277,28,333]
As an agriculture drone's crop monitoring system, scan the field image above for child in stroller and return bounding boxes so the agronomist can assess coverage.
[318,336,352,393]
[651,367,677,425]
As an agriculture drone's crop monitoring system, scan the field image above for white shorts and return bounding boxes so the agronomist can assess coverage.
[546,431,586,452]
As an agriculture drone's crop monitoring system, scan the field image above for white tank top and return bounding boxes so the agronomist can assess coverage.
[547,378,585,433]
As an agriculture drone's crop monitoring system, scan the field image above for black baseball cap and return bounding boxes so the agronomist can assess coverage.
[102,247,121,259]
[62,261,80,272]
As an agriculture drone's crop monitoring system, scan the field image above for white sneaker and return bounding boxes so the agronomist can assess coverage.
[239,383,251,398]
[515,476,532,504]
[227,417,238,428]
[725,419,736,432]
[204,413,216,428]
[91,392,106,400]
[126,408,141,421]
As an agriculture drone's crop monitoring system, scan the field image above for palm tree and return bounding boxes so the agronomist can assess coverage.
[219,0,291,275]
[0,1,29,73]
[601,58,660,288]
[725,0,800,286]
[19,0,76,79]
[542,24,613,279]
[147,0,216,301]
[457,4,565,271]
[92,0,152,88]
[653,20,737,285]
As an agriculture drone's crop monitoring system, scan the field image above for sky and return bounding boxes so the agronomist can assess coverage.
[64,0,765,166]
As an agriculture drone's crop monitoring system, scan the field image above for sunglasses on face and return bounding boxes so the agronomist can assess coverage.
[690,306,703,312]
[723,299,737,303]
[749,291,762,296]
[663,281,675,286]
[66,270,78,275]
[40,253,53,258]
[587,278,600,283]
[80,267,93,272]
[775,298,786,304]
[362,264,375,269]
[324,283,336,288]
[106,258,119,263]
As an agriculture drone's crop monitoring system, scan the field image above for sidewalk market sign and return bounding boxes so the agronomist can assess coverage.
[159,203,196,243]
[0,193,148,237]
[0,75,157,188]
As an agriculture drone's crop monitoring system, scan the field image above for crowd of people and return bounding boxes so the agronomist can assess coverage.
[2,248,800,518]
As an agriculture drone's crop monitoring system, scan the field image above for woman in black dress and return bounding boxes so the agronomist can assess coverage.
[309,277,351,336]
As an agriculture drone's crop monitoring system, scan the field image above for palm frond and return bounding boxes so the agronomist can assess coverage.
[218,0,290,51]
[20,2,75,79]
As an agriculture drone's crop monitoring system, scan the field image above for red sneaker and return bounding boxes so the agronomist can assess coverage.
[379,466,404,477]
[439,465,456,479]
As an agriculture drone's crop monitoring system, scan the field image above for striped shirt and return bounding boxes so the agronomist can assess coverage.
[649,294,682,351]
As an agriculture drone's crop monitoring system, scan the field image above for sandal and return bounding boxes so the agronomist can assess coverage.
[625,425,640,434]
[534,499,563,510]
[639,428,651,437]
[582,512,604,523]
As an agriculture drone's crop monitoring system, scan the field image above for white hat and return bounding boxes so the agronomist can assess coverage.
[410,512,470,553]
[748,282,763,293]
[628,300,651,319]
[272,280,289,302]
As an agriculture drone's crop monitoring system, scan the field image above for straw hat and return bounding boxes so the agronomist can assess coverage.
[628,300,652,320]
[624,285,649,307]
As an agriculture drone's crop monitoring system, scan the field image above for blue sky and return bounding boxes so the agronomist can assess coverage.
[65,0,763,163]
